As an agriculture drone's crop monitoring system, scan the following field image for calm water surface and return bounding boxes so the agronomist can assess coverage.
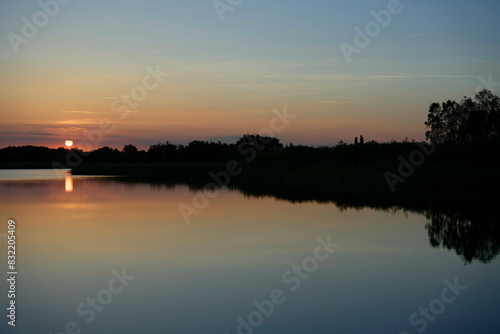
[0,170,499,334]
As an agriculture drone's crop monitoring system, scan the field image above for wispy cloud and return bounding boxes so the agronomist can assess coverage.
[367,75,476,78]
[53,120,102,125]
[59,110,94,114]
[234,74,475,80]
[139,50,166,57]
[316,100,353,105]
[410,34,426,37]
[45,126,88,132]
[1,127,86,137]
[1,130,51,137]
[0,120,103,125]
[464,58,498,65]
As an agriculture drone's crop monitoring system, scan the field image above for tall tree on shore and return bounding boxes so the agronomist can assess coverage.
[425,89,500,144]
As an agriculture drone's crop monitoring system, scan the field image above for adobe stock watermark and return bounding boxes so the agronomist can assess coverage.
[223,235,340,334]
[384,141,439,193]
[178,106,296,224]
[7,0,72,54]
[475,74,500,93]
[213,0,244,21]
[383,75,497,192]
[51,65,169,175]
[339,0,406,63]
[399,277,467,334]
[384,108,469,192]
[48,268,135,334]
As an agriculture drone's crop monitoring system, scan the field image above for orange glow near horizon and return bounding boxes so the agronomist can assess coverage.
[0,62,431,149]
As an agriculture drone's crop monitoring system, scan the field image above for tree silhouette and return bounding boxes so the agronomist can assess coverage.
[147,142,178,163]
[236,134,283,152]
[123,144,138,155]
[425,89,500,144]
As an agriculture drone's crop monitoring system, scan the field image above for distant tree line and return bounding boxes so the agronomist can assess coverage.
[0,135,426,166]
[1,90,499,167]
[1,136,498,167]
[0,135,286,165]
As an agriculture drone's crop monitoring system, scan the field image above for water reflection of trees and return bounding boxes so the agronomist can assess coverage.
[424,208,500,264]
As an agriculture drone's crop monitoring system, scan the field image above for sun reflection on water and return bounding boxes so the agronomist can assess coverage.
[65,176,73,192]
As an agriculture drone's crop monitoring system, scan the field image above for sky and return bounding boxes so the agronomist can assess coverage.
[1,0,500,149]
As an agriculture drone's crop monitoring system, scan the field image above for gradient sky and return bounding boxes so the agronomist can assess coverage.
[1,0,500,149]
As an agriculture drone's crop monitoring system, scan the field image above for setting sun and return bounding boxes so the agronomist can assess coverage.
[65,140,73,147]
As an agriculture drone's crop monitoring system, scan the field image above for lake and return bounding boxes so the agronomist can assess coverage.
[0,169,499,334]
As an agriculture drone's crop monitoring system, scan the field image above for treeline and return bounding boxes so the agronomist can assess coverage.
[0,135,281,165]
[1,89,500,167]
[1,134,499,167]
